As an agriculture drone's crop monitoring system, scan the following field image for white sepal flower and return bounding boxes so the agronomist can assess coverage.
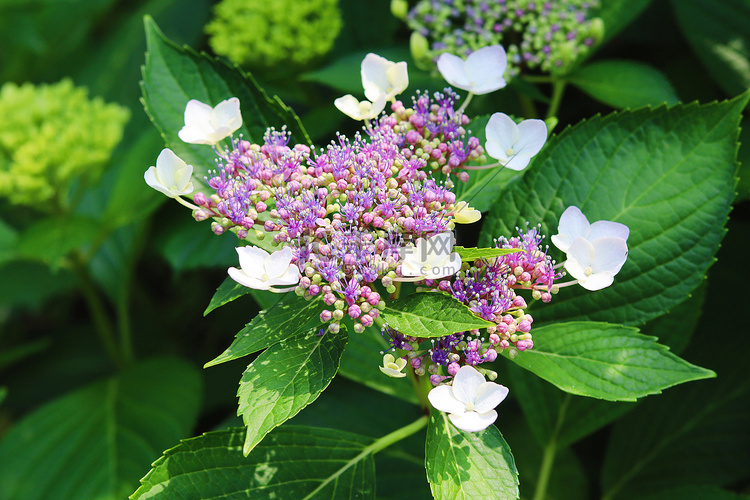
[428,365,509,432]
[437,45,508,95]
[452,201,481,224]
[551,206,630,253]
[361,53,409,102]
[400,232,461,279]
[485,112,547,171]
[228,246,301,291]
[177,97,242,145]
[334,92,387,121]
[379,354,407,378]
[564,237,629,291]
[144,148,194,198]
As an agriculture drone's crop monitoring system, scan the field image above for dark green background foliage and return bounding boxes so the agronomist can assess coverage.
[0,0,749,499]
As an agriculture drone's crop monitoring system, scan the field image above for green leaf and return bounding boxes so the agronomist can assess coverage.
[154,214,238,272]
[204,275,252,315]
[593,0,655,45]
[453,246,522,262]
[672,0,750,96]
[0,217,18,265]
[509,322,714,401]
[601,366,750,498]
[567,59,679,109]
[237,326,347,455]
[502,361,635,448]
[131,426,375,499]
[425,409,519,499]
[337,323,419,405]
[0,261,76,309]
[0,357,202,500]
[640,486,750,500]
[0,387,6,407]
[381,292,494,338]
[480,94,749,326]
[0,338,52,370]
[16,215,101,264]
[204,293,322,367]
[641,282,706,355]
[141,16,310,190]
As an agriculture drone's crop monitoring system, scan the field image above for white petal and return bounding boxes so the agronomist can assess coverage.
[362,54,392,102]
[579,271,615,291]
[453,201,481,224]
[550,234,572,253]
[588,220,630,242]
[556,206,590,245]
[335,94,366,120]
[485,113,518,162]
[368,92,387,116]
[591,237,629,274]
[236,246,269,277]
[184,99,213,128]
[503,154,532,171]
[264,247,294,278]
[272,264,301,287]
[428,385,466,414]
[473,382,509,413]
[464,45,507,94]
[213,97,242,134]
[451,365,486,404]
[564,255,588,282]
[144,166,172,197]
[515,119,548,158]
[566,237,596,268]
[448,410,497,432]
[437,52,471,90]
[379,366,407,378]
[385,61,409,99]
[228,267,271,290]
[178,126,214,145]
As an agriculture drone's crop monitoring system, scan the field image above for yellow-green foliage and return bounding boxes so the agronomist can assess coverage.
[206,0,342,69]
[0,79,130,208]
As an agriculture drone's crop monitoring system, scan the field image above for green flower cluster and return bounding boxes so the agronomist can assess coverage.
[0,79,129,209]
[405,0,604,77]
[206,0,342,70]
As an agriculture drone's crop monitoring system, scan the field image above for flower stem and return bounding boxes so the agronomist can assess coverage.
[457,92,474,114]
[532,394,570,500]
[70,251,122,368]
[301,415,429,500]
[546,80,567,120]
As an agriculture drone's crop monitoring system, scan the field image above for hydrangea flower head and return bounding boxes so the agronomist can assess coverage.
[361,53,409,102]
[551,206,630,253]
[206,0,342,69]
[405,0,604,78]
[178,98,242,145]
[144,148,194,198]
[228,246,301,291]
[0,79,129,208]
[437,45,508,95]
[485,112,547,171]
[428,365,509,432]
[564,236,628,291]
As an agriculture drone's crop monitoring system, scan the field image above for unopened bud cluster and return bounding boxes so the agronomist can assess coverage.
[382,224,562,385]
[406,0,604,77]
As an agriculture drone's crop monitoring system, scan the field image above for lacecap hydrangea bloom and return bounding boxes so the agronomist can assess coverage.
[147,52,630,431]
[403,0,604,77]
[206,0,342,69]
[0,79,129,208]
